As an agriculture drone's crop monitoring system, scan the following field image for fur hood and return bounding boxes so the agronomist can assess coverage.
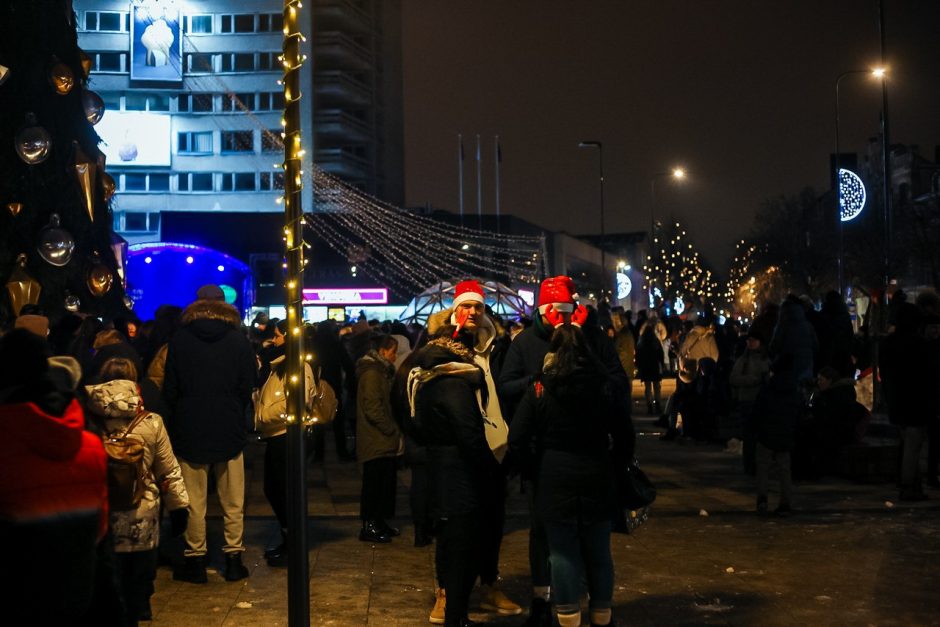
[181,299,242,328]
[427,306,503,353]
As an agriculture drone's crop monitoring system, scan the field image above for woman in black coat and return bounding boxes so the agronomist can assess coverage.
[636,323,665,414]
[409,327,500,627]
[509,324,626,627]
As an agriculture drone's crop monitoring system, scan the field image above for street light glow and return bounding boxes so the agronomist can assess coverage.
[673,167,686,179]
[872,67,886,78]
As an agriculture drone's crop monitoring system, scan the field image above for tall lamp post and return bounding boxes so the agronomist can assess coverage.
[835,68,886,297]
[649,168,686,303]
[578,141,606,297]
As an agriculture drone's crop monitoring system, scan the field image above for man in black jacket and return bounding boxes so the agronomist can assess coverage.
[164,286,257,583]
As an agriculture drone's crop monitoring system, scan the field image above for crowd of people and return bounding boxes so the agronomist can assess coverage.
[2,276,938,626]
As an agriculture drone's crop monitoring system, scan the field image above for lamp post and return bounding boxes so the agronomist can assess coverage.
[835,68,886,297]
[578,140,606,297]
[649,168,685,302]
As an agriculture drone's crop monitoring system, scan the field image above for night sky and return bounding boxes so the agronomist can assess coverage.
[399,1,940,274]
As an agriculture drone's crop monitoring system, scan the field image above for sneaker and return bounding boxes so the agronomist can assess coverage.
[224,553,249,581]
[173,556,207,584]
[479,582,522,615]
[429,588,446,624]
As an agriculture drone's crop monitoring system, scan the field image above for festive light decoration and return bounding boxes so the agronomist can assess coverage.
[838,168,866,222]
[643,219,717,309]
[724,240,784,321]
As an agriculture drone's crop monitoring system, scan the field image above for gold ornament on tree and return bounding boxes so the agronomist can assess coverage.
[81,89,105,125]
[86,251,113,297]
[0,62,9,87]
[7,202,23,217]
[49,57,75,95]
[65,291,81,313]
[73,142,97,222]
[5,254,41,316]
[78,49,92,79]
[15,113,52,165]
[101,171,116,201]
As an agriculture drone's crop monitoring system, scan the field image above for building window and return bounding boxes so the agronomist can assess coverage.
[219,53,255,73]
[221,131,254,153]
[261,130,281,153]
[221,93,254,112]
[260,172,284,191]
[124,173,147,191]
[149,173,170,191]
[220,172,257,192]
[84,11,129,32]
[186,53,215,73]
[178,93,215,113]
[257,52,279,71]
[125,93,170,112]
[192,172,214,191]
[220,14,257,34]
[186,14,212,34]
[114,211,160,233]
[92,52,126,73]
[178,131,213,154]
[257,92,285,111]
[258,14,284,32]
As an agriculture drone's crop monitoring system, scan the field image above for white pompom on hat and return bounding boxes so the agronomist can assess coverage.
[452,279,485,309]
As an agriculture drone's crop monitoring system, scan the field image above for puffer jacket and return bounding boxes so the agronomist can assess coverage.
[254,354,316,439]
[679,325,719,363]
[163,299,257,463]
[356,350,401,463]
[85,379,189,552]
[409,338,500,517]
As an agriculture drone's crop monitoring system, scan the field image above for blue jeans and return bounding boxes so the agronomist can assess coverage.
[543,518,614,615]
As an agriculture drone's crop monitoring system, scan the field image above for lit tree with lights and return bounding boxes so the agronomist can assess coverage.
[643,218,718,310]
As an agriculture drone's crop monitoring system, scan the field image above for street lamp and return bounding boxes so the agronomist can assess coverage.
[835,67,886,297]
[649,167,686,297]
[578,140,606,296]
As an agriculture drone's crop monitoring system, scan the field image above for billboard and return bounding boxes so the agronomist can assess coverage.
[302,287,389,306]
[130,4,182,82]
[96,111,171,166]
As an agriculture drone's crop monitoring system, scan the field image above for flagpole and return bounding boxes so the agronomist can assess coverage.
[494,135,501,234]
[458,133,464,226]
[476,134,482,229]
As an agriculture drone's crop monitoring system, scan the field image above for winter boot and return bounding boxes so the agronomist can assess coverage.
[522,597,553,627]
[359,520,392,543]
[429,588,446,624]
[479,580,522,615]
[224,553,249,581]
[173,555,207,584]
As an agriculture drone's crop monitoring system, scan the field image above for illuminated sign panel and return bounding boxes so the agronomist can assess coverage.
[130,5,183,82]
[839,168,866,222]
[302,288,388,305]
[96,111,171,166]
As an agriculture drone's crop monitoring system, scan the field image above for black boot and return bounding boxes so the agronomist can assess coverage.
[414,522,433,547]
[522,598,552,627]
[173,555,207,584]
[224,553,249,581]
[378,520,400,537]
[359,520,391,543]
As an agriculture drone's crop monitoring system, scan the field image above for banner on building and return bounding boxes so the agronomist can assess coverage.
[130,5,183,82]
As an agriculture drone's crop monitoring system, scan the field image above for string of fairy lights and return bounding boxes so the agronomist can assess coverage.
[643,219,718,307]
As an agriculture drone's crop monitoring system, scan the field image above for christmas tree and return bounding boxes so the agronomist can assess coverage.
[0,0,128,325]
[643,219,718,310]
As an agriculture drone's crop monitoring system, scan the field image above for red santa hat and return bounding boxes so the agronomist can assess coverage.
[452,279,485,309]
[537,276,578,314]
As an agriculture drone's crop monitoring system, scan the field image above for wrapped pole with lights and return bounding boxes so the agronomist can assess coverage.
[282,1,310,624]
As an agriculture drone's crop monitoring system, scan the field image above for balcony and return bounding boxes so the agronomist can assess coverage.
[315,147,371,179]
[314,109,373,143]
[313,31,372,71]
[315,0,373,34]
[314,70,372,107]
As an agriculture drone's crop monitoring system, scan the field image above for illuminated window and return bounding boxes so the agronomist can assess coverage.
[187,15,212,34]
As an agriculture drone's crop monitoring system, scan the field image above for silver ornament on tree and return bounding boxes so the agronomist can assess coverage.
[123,295,134,310]
[37,213,76,267]
[65,292,81,313]
[81,89,105,125]
[110,232,128,288]
[15,114,52,165]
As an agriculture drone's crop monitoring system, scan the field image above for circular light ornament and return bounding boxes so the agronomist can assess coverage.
[616,272,632,300]
[674,298,686,315]
[839,168,866,222]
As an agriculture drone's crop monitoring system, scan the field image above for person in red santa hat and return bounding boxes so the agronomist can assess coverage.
[425,279,521,621]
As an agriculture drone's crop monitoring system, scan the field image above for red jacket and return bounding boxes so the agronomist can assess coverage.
[0,399,108,623]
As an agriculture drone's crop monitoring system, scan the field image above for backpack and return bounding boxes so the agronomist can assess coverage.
[102,410,150,511]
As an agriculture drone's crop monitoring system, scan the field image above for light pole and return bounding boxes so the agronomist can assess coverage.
[579,140,606,297]
[835,68,886,297]
[649,168,685,303]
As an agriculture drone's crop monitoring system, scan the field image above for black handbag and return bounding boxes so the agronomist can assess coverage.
[618,459,656,510]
